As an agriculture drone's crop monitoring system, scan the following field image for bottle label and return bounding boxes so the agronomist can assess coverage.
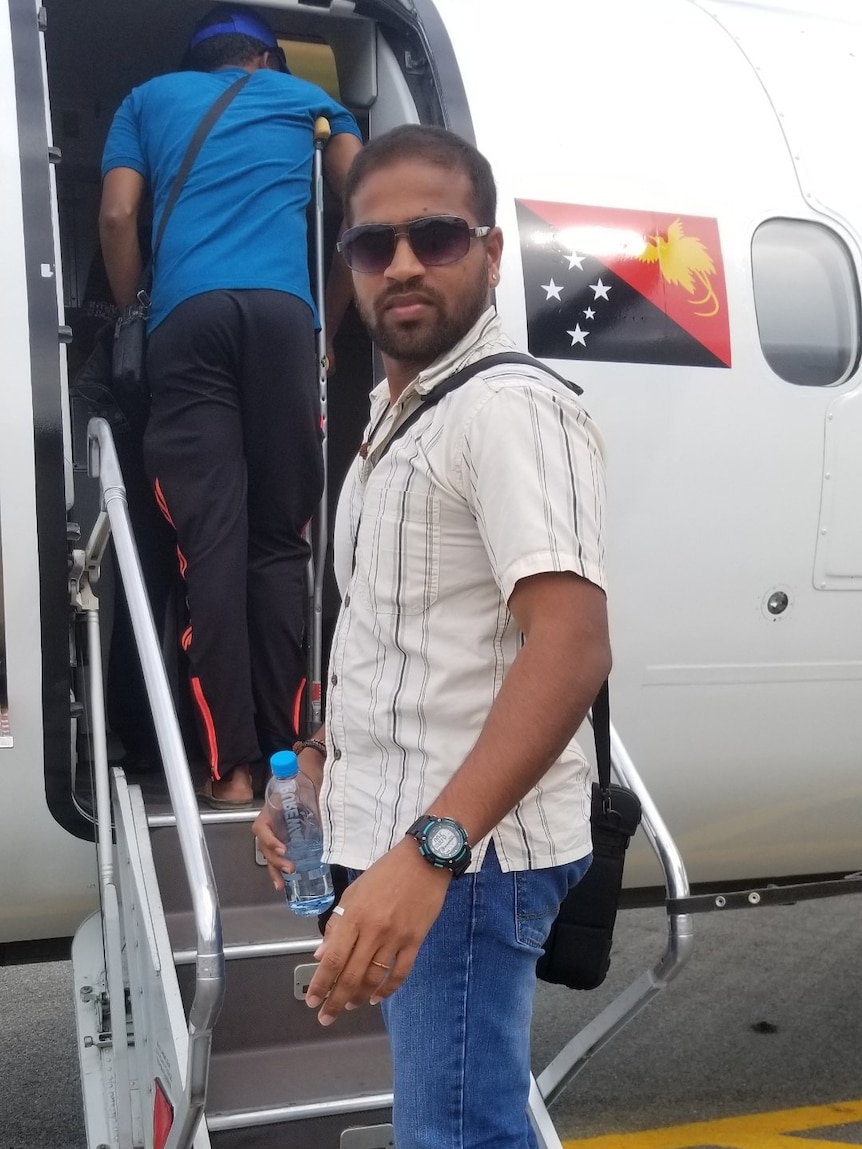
[281,787,300,820]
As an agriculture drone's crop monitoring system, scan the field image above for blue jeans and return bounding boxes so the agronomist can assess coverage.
[376,842,591,1149]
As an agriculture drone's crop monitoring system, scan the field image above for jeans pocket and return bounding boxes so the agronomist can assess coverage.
[514,867,571,952]
[514,856,593,952]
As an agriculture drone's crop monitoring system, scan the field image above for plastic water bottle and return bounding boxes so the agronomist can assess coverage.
[265,750,334,917]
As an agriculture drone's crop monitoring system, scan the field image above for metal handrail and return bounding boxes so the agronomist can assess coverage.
[309,116,331,729]
[609,724,690,905]
[535,719,695,1108]
[87,416,225,1149]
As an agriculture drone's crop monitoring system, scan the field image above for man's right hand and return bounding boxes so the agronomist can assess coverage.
[253,805,292,891]
[253,745,325,889]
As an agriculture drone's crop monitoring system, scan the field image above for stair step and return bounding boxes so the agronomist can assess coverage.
[149,819,280,914]
[208,1109,395,1149]
[204,1038,392,1131]
[170,903,320,963]
[147,804,261,829]
[176,954,388,1053]
[207,1105,393,1149]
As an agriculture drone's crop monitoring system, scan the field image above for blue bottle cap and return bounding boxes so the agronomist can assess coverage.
[270,750,299,779]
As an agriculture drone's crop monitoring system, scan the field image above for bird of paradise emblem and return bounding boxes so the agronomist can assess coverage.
[639,219,720,318]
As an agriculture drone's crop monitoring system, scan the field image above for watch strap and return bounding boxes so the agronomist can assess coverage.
[406,814,472,878]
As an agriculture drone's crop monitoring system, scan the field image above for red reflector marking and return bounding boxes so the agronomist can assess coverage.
[312,682,322,703]
[191,676,220,776]
[153,1078,173,1149]
[293,677,307,736]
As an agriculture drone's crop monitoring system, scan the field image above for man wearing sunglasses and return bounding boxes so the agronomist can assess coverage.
[254,125,610,1147]
[99,4,362,806]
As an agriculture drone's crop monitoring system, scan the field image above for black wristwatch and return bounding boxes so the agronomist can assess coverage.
[406,814,472,878]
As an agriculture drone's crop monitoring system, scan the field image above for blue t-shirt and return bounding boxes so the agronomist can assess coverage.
[102,68,361,331]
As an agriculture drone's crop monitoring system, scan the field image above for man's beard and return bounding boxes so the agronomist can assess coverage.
[358,272,490,370]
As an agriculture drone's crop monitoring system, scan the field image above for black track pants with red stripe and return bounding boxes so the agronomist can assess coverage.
[143,289,323,777]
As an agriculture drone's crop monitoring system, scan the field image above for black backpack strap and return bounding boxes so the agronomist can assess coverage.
[591,680,611,800]
[373,351,582,462]
[455,352,583,397]
[152,73,251,261]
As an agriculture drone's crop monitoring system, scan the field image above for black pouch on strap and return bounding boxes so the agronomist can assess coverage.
[111,301,151,433]
[536,781,642,991]
[112,300,148,385]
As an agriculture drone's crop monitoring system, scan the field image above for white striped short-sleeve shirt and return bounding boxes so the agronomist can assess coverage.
[322,309,607,873]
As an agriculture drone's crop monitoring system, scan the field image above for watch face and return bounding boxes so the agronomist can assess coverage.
[427,821,463,860]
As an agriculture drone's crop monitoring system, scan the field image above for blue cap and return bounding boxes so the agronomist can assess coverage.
[270,750,299,779]
[189,6,279,51]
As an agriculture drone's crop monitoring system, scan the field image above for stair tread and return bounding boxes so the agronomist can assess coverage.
[167,902,320,955]
[150,816,302,919]
[175,952,389,1053]
[146,799,261,827]
[206,1033,392,1116]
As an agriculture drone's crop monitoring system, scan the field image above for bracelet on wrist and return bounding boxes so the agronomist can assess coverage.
[293,738,327,761]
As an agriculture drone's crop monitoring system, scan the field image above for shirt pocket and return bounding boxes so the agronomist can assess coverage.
[356,487,441,616]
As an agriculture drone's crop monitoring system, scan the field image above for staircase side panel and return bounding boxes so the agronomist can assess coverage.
[115,774,212,1149]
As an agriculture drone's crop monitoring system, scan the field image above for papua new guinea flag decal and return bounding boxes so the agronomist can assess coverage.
[517,199,731,367]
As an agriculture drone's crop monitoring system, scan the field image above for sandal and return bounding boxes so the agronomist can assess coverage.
[195,777,256,810]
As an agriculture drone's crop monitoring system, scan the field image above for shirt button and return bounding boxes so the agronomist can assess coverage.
[331,674,338,686]
[344,593,351,607]
[332,748,342,761]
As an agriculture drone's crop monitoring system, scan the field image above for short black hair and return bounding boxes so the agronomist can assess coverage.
[343,125,497,227]
[187,33,268,71]
[185,4,272,72]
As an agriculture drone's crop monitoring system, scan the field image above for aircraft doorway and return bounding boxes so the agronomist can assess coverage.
[42,0,455,821]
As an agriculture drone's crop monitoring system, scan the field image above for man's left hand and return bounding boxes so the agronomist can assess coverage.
[306,838,452,1025]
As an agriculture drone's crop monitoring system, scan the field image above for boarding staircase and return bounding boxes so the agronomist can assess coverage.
[70,417,695,1149]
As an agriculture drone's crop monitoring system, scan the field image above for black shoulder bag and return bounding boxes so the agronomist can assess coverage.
[111,73,251,431]
[536,682,643,990]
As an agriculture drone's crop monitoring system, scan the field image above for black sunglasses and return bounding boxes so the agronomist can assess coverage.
[337,215,492,274]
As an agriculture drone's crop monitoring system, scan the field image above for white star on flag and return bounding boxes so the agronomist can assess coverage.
[589,278,611,301]
[566,325,589,347]
[566,251,585,270]
[541,278,563,301]
[584,307,596,320]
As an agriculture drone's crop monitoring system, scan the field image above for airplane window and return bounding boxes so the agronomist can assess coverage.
[752,219,860,386]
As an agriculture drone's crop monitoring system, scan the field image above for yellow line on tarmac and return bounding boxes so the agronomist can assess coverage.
[563,1099,862,1149]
